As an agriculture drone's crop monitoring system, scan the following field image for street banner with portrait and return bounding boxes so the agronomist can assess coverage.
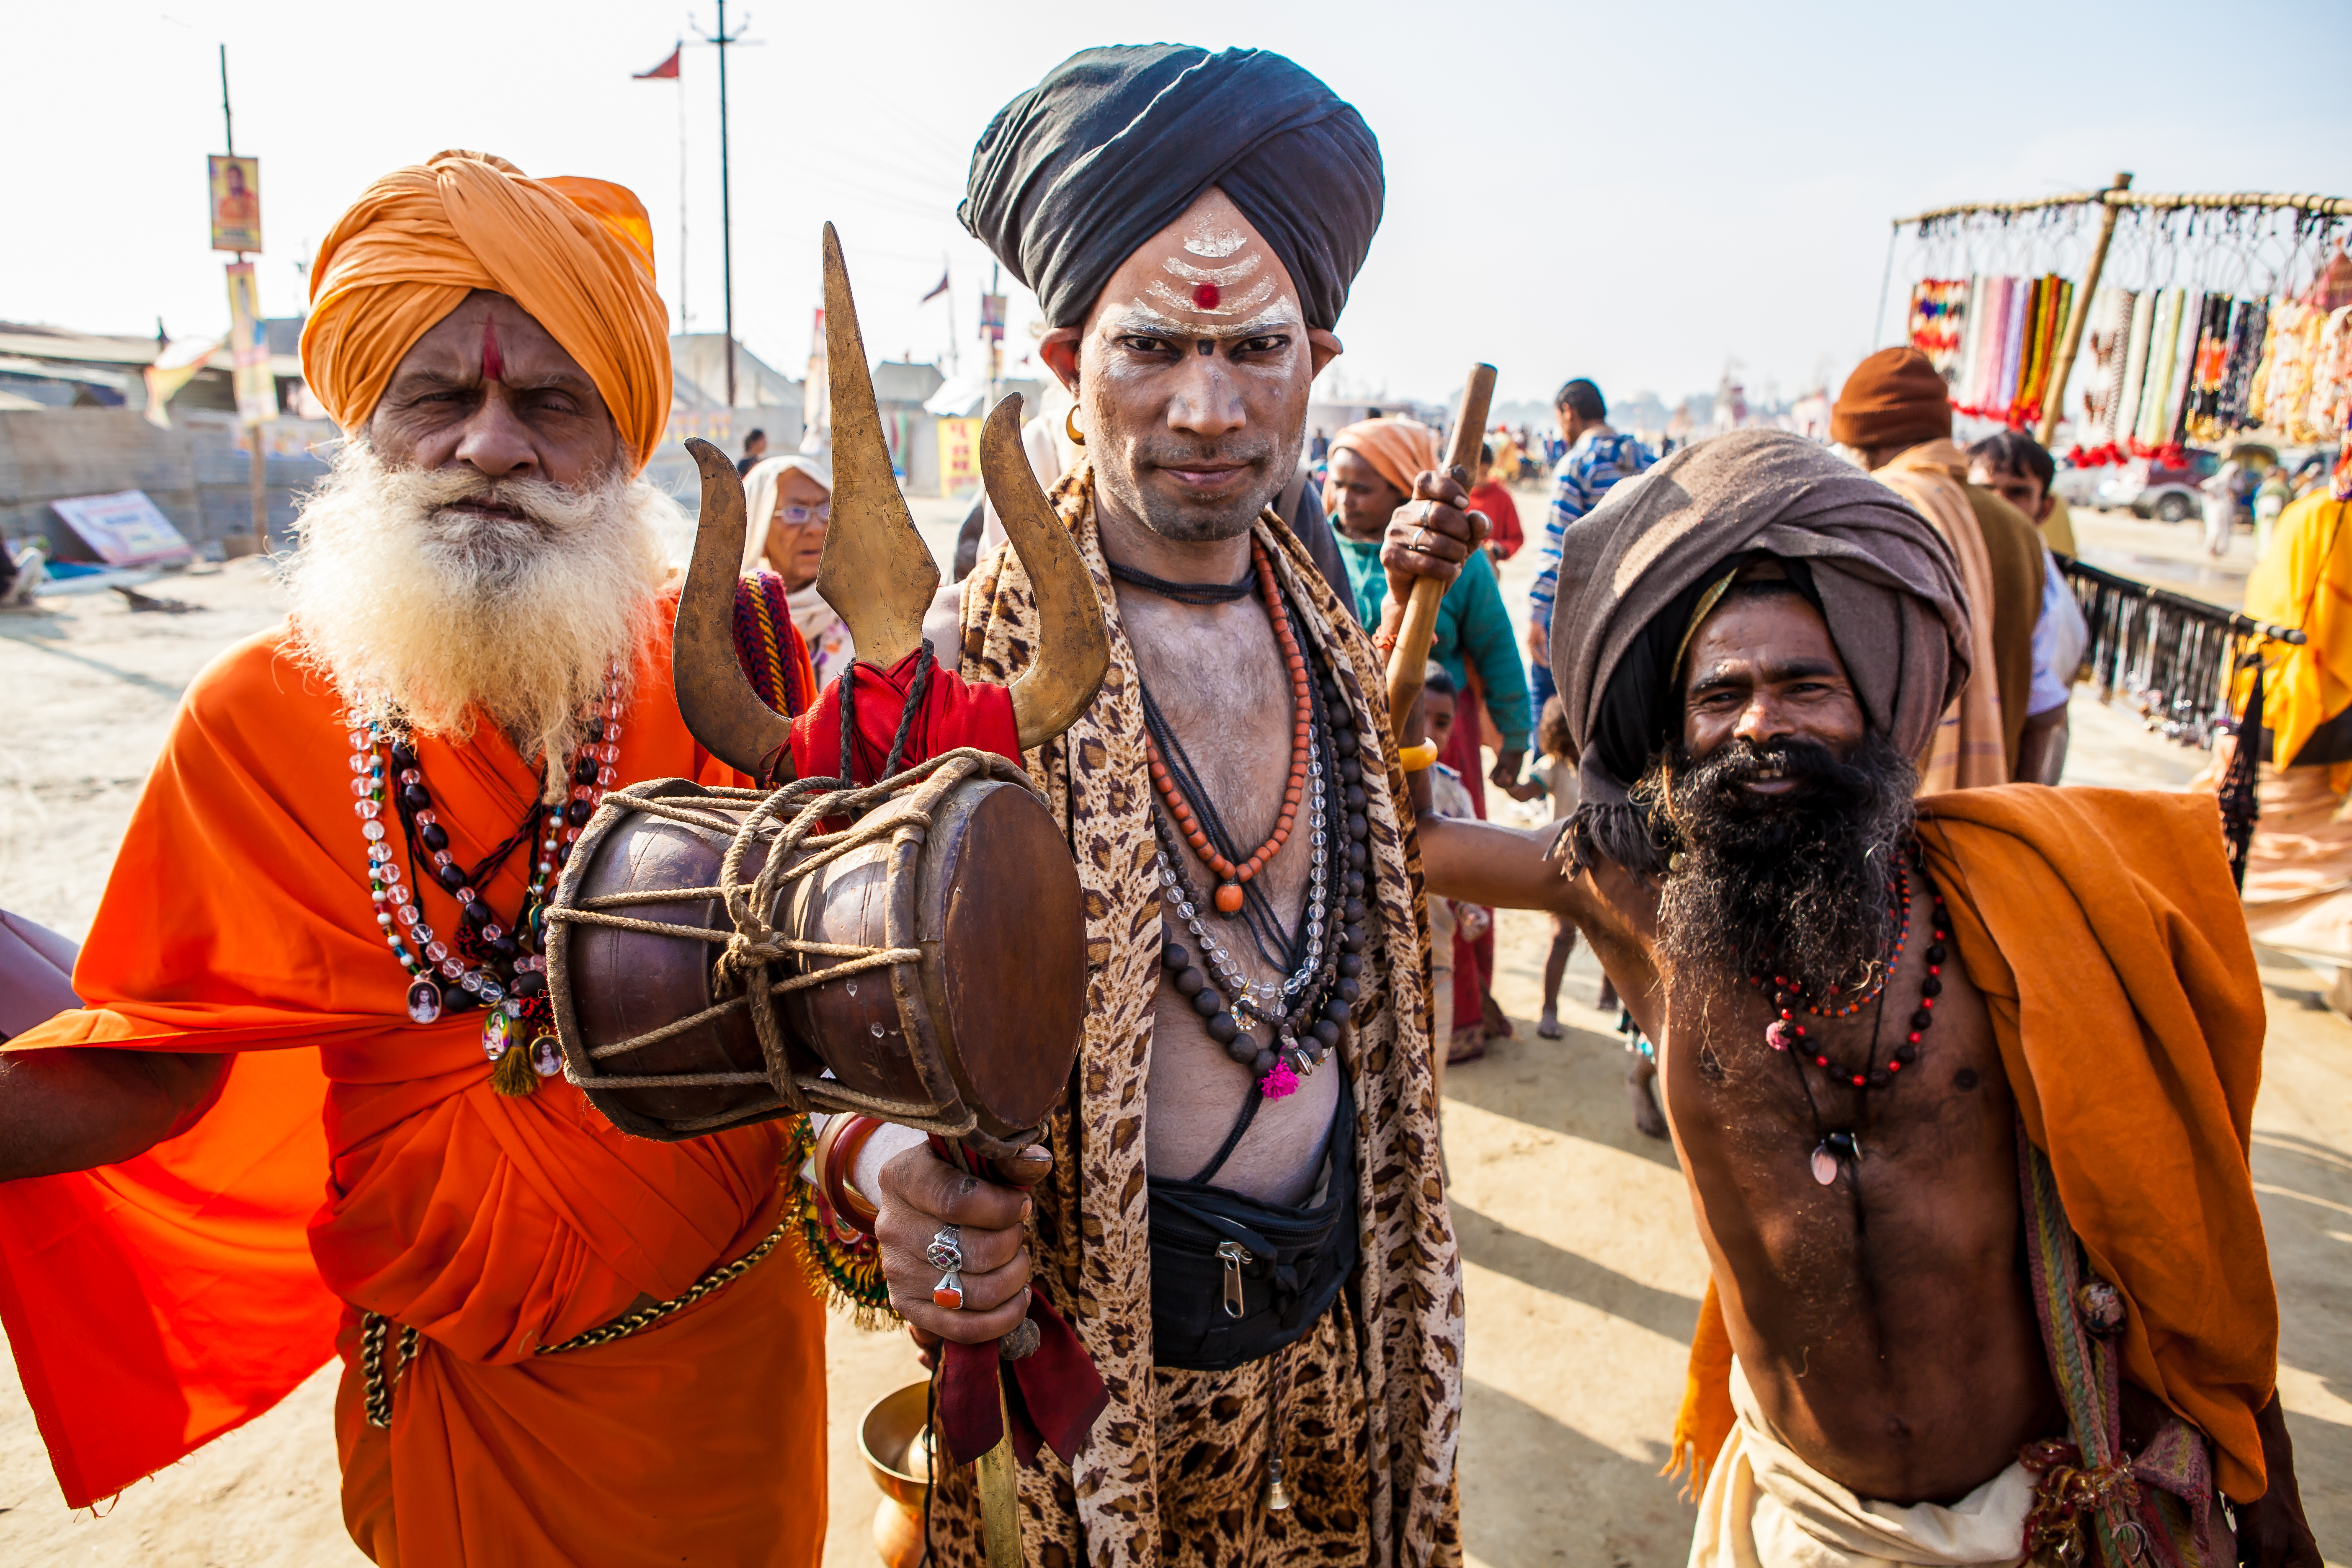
[208,155,262,253]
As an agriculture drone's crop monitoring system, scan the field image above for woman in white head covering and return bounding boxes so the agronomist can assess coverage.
[738,446,854,684]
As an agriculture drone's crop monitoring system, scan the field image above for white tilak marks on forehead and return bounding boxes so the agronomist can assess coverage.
[1102,302,1304,343]
[1145,274,1277,319]
[1183,219,1248,258]
[1161,253,1263,286]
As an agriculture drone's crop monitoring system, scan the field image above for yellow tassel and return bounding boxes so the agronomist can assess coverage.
[489,1044,539,1096]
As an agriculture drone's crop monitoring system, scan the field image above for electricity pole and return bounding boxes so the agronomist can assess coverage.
[699,1,750,409]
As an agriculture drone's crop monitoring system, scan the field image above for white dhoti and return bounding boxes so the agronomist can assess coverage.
[1690,1360,2043,1568]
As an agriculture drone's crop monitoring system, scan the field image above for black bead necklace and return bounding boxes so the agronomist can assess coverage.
[1144,596,1372,1097]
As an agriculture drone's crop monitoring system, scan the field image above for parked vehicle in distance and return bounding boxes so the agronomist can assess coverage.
[2050,463,2104,508]
[2093,449,2221,521]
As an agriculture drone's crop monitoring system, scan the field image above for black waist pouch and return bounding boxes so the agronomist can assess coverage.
[1146,1072,1358,1373]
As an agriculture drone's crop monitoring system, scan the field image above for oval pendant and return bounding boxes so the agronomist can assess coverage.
[1810,1144,1840,1186]
[480,1009,517,1063]
[405,978,443,1026]
[530,1034,563,1077]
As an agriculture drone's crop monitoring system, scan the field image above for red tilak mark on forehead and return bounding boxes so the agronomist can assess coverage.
[1191,281,1221,310]
[480,320,505,382]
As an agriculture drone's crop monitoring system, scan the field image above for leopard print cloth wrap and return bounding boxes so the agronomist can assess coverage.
[936,462,1464,1568]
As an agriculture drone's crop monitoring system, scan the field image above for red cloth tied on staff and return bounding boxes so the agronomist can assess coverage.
[935,1294,1107,1466]
[925,1135,1109,1469]
[786,648,1021,783]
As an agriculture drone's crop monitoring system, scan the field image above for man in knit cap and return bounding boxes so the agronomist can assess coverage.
[1831,347,2053,789]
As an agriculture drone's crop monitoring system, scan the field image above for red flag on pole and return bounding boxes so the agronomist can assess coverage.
[920,271,950,304]
[635,45,681,79]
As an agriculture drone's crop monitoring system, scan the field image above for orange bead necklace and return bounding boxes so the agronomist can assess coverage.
[1143,538,1311,914]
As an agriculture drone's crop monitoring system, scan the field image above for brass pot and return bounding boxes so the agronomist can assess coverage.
[859,1380,934,1568]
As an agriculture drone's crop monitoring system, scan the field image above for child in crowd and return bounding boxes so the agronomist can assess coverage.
[1510,697,1607,1039]
[1507,696,1664,1137]
[1420,665,1494,1075]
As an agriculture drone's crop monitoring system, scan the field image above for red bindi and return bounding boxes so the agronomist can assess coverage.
[480,319,505,382]
[1191,281,1221,310]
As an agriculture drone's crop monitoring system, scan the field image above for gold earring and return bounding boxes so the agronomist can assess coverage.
[1065,406,1085,446]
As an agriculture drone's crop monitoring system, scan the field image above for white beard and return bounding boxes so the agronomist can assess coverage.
[283,442,676,795]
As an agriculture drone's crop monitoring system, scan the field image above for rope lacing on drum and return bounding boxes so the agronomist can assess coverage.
[542,746,1038,1142]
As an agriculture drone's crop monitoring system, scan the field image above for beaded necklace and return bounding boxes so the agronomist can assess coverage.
[1140,583,1372,1098]
[1749,845,1951,1184]
[348,664,622,1093]
[1142,539,1313,914]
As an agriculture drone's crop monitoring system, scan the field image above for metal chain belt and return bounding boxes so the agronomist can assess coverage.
[359,1312,420,1429]
[358,1207,792,1428]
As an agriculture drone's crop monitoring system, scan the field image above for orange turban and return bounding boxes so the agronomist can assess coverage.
[300,150,673,473]
[1327,417,1439,506]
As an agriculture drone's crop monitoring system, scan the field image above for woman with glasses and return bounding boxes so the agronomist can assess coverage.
[737,449,853,685]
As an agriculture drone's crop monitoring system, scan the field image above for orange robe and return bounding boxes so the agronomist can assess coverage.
[0,608,827,1564]
[1672,787,2279,1503]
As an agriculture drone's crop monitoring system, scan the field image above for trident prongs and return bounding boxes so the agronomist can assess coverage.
[816,222,939,671]
[671,438,797,786]
[980,394,1110,748]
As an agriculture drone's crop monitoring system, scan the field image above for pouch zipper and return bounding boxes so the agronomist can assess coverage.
[1215,1240,1253,1319]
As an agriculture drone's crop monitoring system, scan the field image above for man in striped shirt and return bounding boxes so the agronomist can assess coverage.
[1526,379,1654,705]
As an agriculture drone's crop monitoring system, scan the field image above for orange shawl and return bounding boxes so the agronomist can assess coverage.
[1671,787,2277,1503]
[0,607,826,1561]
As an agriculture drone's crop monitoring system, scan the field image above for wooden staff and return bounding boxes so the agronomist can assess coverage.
[1384,364,1497,736]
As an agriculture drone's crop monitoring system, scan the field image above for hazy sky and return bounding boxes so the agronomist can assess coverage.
[15,0,2352,412]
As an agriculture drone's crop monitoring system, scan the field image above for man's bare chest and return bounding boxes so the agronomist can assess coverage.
[1663,902,2017,1237]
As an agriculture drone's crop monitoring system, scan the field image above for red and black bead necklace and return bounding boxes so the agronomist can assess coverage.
[1751,846,1950,1184]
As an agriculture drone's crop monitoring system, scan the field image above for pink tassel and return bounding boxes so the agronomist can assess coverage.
[1259,1059,1299,1099]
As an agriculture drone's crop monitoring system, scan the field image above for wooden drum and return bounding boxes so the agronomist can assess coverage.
[544,750,1085,1157]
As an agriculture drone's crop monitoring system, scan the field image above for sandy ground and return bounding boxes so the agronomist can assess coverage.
[0,495,2342,1567]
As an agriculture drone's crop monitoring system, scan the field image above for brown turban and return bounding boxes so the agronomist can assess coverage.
[1829,346,1953,451]
[1546,428,1970,869]
[300,151,673,473]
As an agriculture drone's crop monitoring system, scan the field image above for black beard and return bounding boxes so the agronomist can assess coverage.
[1644,732,1917,999]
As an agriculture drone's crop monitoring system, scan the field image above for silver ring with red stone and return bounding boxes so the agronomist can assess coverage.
[931,1270,965,1310]
[926,1225,964,1273]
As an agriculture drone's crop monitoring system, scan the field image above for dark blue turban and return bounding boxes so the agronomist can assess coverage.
[959,45,1385,332]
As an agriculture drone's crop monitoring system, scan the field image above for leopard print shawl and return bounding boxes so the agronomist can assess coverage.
[950,462,1463,1566]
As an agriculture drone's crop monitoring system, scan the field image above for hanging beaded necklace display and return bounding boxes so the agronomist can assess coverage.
[1749,845,1950,1184]
[348,664,623,1094]
[1123,548,1372,1099]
